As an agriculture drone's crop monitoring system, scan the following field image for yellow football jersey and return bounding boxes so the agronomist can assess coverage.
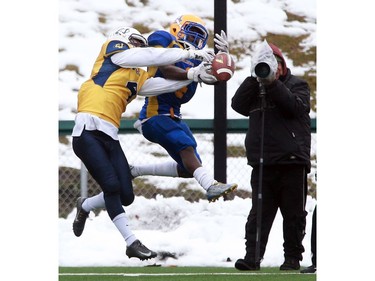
[77,40,149,127]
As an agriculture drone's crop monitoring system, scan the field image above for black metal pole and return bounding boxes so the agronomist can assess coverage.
[213,0,227,184]
[255,83,266,264]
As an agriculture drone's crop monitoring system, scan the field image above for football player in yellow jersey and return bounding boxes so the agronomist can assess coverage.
[71,26,217,261]
[129,15,238,202]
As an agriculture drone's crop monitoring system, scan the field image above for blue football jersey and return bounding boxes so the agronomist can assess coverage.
[139,30,200,119]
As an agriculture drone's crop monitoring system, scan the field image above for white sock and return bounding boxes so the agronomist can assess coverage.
[193,166,216,190]
[112,213,137,246]
[82,192,105,212]
[131,161,179,177]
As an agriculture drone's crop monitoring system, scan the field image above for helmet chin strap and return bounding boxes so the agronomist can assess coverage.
[176,40,196,51]
[182,42,196,50]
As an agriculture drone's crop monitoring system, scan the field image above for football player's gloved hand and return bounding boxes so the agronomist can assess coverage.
[214,30,229,53]
[187,63,218,84]
[187,49,215,62]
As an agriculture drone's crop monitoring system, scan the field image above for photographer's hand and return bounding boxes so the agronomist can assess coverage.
[257,71,276,85]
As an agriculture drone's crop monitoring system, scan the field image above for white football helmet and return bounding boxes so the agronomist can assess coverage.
[107,27,148,47]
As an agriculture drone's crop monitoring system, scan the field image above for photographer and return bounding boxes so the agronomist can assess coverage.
[231,41,311,270]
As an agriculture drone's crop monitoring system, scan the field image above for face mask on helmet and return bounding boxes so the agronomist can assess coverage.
[177,21,208,50]
[108,27,148,47]
[170,15,208,50]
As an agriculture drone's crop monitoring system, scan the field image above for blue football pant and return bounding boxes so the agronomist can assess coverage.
[141,115,202,173]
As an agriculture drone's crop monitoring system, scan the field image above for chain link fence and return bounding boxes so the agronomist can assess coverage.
[59,127,317,218]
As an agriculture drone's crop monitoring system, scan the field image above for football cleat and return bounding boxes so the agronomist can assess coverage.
[126,240,157,260]
[72,197,89,237]
[206,182,237,202]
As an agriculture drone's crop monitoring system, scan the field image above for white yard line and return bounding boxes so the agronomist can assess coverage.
[59,272,302,276]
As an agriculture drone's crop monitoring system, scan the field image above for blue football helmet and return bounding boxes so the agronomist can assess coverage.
[170,15,208,50]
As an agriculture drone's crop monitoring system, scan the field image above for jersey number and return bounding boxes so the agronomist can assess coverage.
[126,81,138,102]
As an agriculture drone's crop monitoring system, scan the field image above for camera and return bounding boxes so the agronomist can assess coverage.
[254,62,271,79]
[251,41,278,80]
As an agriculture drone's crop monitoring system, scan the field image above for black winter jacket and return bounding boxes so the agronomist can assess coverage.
[231,70,311,171]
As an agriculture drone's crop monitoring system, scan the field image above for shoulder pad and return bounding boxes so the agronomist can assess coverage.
[104,40,130,56]
[148,30,175,48]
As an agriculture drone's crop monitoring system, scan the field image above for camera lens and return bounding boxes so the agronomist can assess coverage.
[255,62,270,78]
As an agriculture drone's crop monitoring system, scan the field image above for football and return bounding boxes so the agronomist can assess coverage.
[211,52,235,82]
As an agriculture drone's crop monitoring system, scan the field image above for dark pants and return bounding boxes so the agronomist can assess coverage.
[311,206,316,266]
[72,129,134,220]
[245,164,308,261]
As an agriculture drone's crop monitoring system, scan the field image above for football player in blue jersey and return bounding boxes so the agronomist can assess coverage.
[130,15,238,202]
[71,26,216,261]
